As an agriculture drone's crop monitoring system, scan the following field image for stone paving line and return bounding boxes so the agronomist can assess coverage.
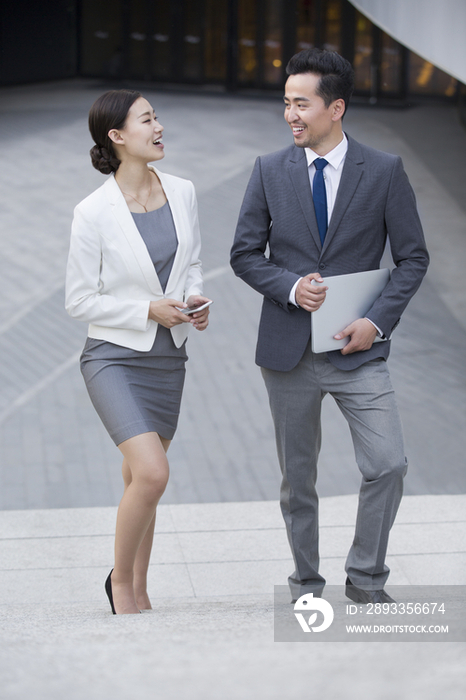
[1,494,465,600]
[0,494,465,700]
[0,80,465,510]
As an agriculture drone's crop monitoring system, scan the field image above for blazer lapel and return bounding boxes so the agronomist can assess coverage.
[104,173,164,296]
[152,167,186,294]
[286,148,322,251]
[321,135,364,254]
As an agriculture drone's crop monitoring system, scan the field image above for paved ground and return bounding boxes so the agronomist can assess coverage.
[0,494,465,700]
[0,80,465,509]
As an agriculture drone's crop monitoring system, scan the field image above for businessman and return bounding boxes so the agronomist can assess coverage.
[230,49,429,603]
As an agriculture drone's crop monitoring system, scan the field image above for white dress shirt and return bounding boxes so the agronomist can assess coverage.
[306,134,348,214]
[289,135,347,306]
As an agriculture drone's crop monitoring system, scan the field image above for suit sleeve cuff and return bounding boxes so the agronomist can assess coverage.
[365,317,385,338]
[289,278,302,307]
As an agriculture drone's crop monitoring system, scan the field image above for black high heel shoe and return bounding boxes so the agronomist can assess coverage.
[105,569,116,614]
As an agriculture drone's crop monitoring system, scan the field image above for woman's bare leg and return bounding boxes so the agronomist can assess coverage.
[132,513,155,610]
[123,436,171,610]
[110,432,169,614]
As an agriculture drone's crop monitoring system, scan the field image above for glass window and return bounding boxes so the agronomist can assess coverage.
[409,51,457,97]
[151,4,171,79]
[204,0,228,81]
[80,0,123,77]
[324,0,341,53]
[238,0,257,83]
[353,11,372,92]
[380,33,402,94]
[263,0,283,85]
[127,0,148,78]
[183,0,203,81]
[296,0,316,52]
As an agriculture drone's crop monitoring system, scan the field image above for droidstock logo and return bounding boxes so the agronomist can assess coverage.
[294,593,334,633]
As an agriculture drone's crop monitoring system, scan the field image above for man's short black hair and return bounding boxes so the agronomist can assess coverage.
[286,48,354,114]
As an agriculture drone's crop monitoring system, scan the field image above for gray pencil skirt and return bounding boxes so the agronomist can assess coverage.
[80,326,188,446]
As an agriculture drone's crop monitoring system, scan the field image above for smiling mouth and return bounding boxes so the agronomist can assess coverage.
[153,139,163,145]
[292,126,305,135]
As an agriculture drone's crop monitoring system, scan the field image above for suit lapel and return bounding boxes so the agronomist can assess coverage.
[322,135,364,254]
[287,148,322,251]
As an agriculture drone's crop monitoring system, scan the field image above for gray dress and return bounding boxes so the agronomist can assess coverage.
[80,202,188,445]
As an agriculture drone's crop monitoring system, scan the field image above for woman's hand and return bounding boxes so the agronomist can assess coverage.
[185,295,211,331]
[148,299,191,328]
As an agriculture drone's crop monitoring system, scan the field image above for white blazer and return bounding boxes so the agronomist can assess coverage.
[65,166,203,351]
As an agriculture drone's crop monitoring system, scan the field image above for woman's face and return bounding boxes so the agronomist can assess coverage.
[109,97,165,164]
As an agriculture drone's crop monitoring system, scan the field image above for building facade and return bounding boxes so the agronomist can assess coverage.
[0,0,460,105]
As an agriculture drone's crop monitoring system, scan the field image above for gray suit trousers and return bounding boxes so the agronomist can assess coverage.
[261,343,407,600]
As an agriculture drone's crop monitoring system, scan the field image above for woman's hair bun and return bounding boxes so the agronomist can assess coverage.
[90,144,121,175]
[88,90,142,175]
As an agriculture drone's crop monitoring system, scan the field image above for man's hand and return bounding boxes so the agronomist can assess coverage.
[334,318,378,354]
[295,273,328,312]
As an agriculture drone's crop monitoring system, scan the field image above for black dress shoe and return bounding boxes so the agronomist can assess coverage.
[345,577,395,604]
[105,569,116,614]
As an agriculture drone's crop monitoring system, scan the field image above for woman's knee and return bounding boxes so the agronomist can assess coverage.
[119,433,169,499]
[136,464,169,502]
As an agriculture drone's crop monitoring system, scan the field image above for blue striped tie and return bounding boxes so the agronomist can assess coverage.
[313,158,329,245]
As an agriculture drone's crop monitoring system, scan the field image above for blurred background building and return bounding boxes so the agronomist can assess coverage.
[1,0,465,116]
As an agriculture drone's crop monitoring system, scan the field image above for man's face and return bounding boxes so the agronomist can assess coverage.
[284,73,343,154]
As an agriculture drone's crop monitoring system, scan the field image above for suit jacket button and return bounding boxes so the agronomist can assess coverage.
[319,263,326,270]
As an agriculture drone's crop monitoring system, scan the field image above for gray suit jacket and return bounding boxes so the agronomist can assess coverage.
[230,134,429,371]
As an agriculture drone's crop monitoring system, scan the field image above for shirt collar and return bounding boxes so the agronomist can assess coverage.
[305,133,348,170]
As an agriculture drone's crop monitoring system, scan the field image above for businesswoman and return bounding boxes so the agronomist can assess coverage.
[65,90,210,614]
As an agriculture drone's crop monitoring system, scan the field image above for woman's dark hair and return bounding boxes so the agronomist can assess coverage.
[88,89,142,174]
[286,48,354,115]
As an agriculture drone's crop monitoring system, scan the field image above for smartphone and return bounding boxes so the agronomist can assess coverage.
[176,300,213,315]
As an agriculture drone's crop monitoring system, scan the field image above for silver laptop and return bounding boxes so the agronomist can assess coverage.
[311,268,390,354]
